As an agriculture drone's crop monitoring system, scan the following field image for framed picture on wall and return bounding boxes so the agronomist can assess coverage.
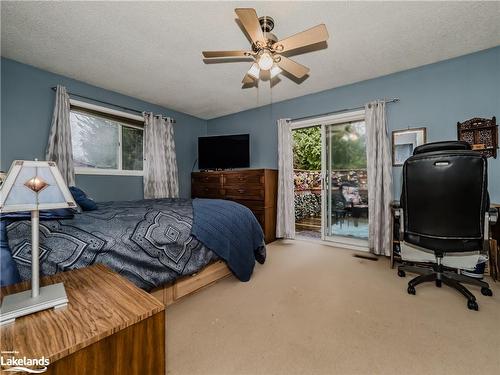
[392,127,427,166]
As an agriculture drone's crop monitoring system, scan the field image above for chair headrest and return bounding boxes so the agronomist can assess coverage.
[413,141,471,155]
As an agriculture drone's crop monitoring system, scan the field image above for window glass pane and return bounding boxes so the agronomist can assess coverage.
[326,120,368,240]
[330,121,367,170]
[70,112,119,169]
[122,126,143,171]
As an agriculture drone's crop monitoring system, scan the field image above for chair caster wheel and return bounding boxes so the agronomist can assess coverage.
[398,270,406,277]
[467,300,479,311]
[435,279,442,287]
[481,287,493,297]
[407,286,416,295]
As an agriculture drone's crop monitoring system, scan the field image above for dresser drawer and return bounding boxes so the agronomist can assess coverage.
[232,199,265,210]
[191,169,277,244]
[224,186,264,201]
[224,171,263,186]
[192,185,222,198]
[192,173,221,185]
[229,201,265,232]
[252,209,265,228]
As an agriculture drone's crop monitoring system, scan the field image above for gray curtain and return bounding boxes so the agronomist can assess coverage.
[365,101,393,255]
[46,85,75,186]
[143,113,179,199]
[276,118,295,239]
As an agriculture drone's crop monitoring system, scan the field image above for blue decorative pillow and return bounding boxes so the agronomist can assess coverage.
[0,221,21,287]
[69,186,98,211]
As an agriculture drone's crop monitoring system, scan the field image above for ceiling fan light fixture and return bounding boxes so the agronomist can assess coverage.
[202,8,329,86]
[270,65,282,79]
[258,51,274,71]
[247,63,260,79]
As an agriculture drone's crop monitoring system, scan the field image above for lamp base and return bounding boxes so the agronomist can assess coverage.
[0,283,68,325]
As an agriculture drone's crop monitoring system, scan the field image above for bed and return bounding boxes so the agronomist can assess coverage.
[3,198,266,294]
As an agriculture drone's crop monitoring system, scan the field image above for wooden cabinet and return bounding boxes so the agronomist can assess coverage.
[0,265,165,375]
[191,169,278,243]
[457,117,498,159]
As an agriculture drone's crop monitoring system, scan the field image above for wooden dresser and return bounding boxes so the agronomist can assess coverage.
[0,265,165,375]
[191,169,278,243]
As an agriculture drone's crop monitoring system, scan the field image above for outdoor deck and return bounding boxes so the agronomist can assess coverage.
[295,215,369,240]
[293,168,369,241]
[295,216,321,239]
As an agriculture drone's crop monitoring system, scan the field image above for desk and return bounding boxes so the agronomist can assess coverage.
[1,265,165,374]
[390,201,401,268]
[490,203,500,280]
[491,203,500,240]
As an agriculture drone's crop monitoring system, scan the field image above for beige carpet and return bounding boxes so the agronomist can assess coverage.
[166,240,500,375]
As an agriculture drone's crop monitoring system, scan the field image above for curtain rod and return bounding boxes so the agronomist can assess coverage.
[50,87,176,123]
[291,98,400,123]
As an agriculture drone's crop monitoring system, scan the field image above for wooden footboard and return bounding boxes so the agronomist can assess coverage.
[150,260,232,306]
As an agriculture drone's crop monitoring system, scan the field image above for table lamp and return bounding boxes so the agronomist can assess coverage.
[0,160,77,325]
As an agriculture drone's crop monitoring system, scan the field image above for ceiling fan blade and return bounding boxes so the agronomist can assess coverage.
[273,24,329,53]
[202,50,252,58]
[235,8,266,45]
[276,56,310,78]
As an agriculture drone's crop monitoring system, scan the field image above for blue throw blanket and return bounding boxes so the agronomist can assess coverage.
[192,199,266,282]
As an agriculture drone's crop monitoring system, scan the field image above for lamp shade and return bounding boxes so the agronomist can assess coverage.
[0,160,77,213]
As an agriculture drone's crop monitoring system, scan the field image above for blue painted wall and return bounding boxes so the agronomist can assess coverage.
[2,47,499,203]
[207,47,500,202]
[1,58,206,201]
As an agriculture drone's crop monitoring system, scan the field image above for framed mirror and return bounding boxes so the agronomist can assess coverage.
[392,127,427,166]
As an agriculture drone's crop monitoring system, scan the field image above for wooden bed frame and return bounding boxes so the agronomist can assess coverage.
[149,260,232,306]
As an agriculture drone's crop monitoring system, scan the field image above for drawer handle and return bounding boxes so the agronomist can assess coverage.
[238,189,245,194]
[204,187,209,192]
[239,177,245,181]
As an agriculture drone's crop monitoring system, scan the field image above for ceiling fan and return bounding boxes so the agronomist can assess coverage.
[202,8,329,85]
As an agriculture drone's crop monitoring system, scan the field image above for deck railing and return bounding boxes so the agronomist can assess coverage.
[293,168,368,220]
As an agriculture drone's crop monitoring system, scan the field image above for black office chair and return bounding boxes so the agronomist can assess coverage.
[395,141,498,310]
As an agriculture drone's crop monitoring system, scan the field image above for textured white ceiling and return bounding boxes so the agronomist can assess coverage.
[2,1,499,120]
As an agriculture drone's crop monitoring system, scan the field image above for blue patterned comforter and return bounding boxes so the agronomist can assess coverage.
[6,198,264,291]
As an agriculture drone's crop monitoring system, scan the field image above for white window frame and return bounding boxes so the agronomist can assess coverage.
[70,99,144,176]
[290,109,366,130]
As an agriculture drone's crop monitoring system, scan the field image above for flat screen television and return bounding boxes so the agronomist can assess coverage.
[198,134,250,169]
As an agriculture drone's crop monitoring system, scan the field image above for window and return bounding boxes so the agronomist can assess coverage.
[69,104,144,176]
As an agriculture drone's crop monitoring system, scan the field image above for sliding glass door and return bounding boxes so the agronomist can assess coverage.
[292,109,369,249]
[321,113,369,248]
